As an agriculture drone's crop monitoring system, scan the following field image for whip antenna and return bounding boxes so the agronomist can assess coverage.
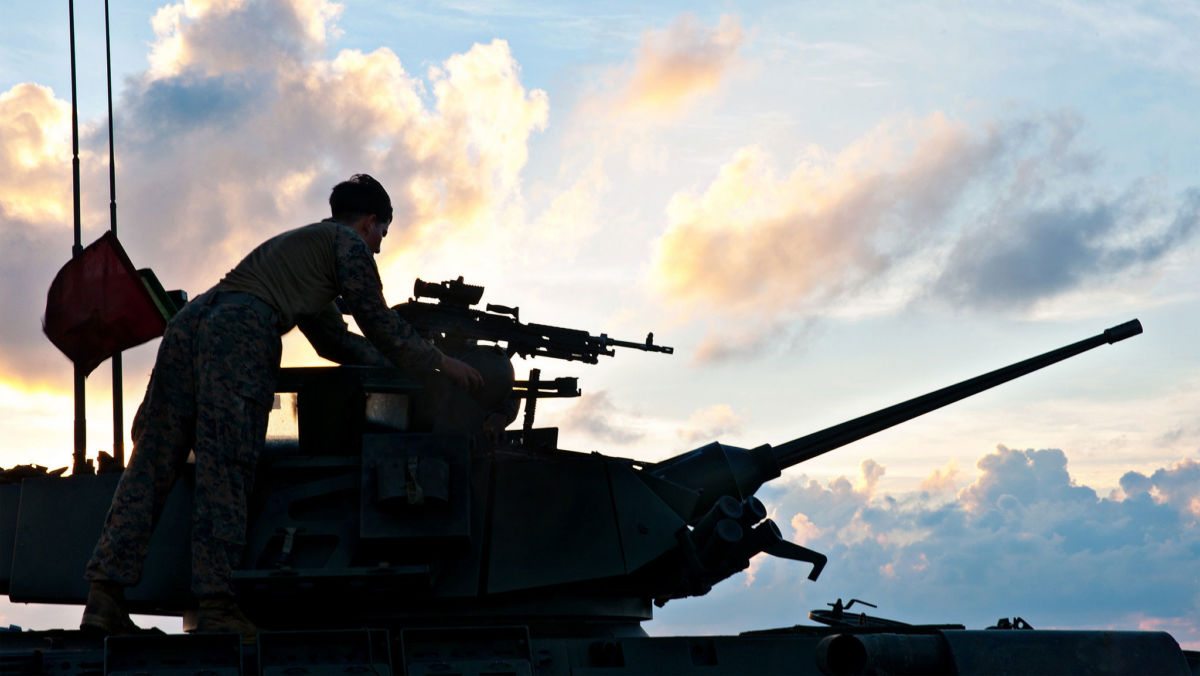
[68,0,87,475]
[104,0,125,467]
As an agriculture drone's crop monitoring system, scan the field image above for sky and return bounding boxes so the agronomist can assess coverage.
[1,0,1198,648]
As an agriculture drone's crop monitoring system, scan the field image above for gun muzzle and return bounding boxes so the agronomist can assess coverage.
[1104,319,1142,344]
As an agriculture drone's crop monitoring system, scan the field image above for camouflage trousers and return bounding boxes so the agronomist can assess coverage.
[85,289,281,597]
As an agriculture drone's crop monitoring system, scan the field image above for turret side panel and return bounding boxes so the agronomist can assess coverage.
[8,473,193,613]
[606,463,685,573]
[487,454,624,594]
[360,434,470,541]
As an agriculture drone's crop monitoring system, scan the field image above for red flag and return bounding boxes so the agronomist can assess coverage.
[43,232,168,376]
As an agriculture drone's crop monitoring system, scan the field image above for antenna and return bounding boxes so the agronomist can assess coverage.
[68,0,88,475]
[105,0,125,467]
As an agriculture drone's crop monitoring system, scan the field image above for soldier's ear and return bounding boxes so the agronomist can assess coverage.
[347,214,374,235]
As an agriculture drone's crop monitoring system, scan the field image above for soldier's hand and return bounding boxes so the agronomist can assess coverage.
[483,412,509,444]
[440,354,484,390]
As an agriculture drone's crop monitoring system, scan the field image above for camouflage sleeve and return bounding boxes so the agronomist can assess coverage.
[332,227,441,371]
[494,393,521,426]
[296,302,391,367]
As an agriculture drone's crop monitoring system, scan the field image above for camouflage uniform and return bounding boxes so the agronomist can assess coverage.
[85,220,439,597]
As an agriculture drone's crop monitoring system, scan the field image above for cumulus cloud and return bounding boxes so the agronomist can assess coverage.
[145,0,340,80]
[918,459,961,493]
[651,112,1200,359]
[618,14,744,116]
[0,84,74,225]
[111,0,547,278]
[655,446,1200,647]
[859,457,885,495]
[0,83,97,382]
[957,445,1092,514]
[1120,458,1200,507]
[789,511,825,545]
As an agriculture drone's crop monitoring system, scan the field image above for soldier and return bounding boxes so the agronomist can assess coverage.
[80,174,482,639]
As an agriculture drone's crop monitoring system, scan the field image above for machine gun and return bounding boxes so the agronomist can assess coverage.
[392,277,674,364]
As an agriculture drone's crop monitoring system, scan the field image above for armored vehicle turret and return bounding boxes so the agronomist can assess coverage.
[4,280,1196,674]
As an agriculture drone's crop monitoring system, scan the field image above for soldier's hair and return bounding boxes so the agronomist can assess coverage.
[330,174,393,225]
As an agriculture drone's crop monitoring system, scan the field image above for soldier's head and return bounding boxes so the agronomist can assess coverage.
[331,174,393,254]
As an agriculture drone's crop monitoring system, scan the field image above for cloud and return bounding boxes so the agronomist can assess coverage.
[1119,458,1200,506]
[556,390,644,445]
[918,459,961,493]
[688,318,781,364]
[145,0,341,81]
[532,12,745,254]
[0,225,73,383]
[651,114,990,316]
[618,14,744,116]
[655,446,1200,647]
[934,184,1200,309]
[676,403,744,443]
[0,84,90,382]
[957,445,1092,514]
[650,112,1200,359]
[789,511,825,545]
[859,458,885,495]
[1053,2,1200,80]
[0,83,74,224]
[525,159,610,257]
[97,0,548,290]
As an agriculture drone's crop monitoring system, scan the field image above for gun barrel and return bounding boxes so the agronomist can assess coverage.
[601,334,675,355]
[771,319,1142,470]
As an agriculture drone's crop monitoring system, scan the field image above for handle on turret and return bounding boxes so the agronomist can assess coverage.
[772,319,1142,469]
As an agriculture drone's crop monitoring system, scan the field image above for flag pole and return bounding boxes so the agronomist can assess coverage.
[104,0,125,468]
[68,0,88,475]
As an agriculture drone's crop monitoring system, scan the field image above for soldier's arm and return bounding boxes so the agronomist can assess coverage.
[296,302,390,366]
[332,227,481,390]
[332,227,440,371]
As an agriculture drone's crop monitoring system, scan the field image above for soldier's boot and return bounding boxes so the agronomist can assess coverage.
[193,596,259,643]
[80,581,141,635]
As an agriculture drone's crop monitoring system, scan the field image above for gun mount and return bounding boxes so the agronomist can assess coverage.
[3,316,1195,674]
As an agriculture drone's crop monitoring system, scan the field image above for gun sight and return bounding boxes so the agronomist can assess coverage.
[413,276,484,307]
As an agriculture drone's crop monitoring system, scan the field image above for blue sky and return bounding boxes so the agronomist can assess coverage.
[1,0,1198,646]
